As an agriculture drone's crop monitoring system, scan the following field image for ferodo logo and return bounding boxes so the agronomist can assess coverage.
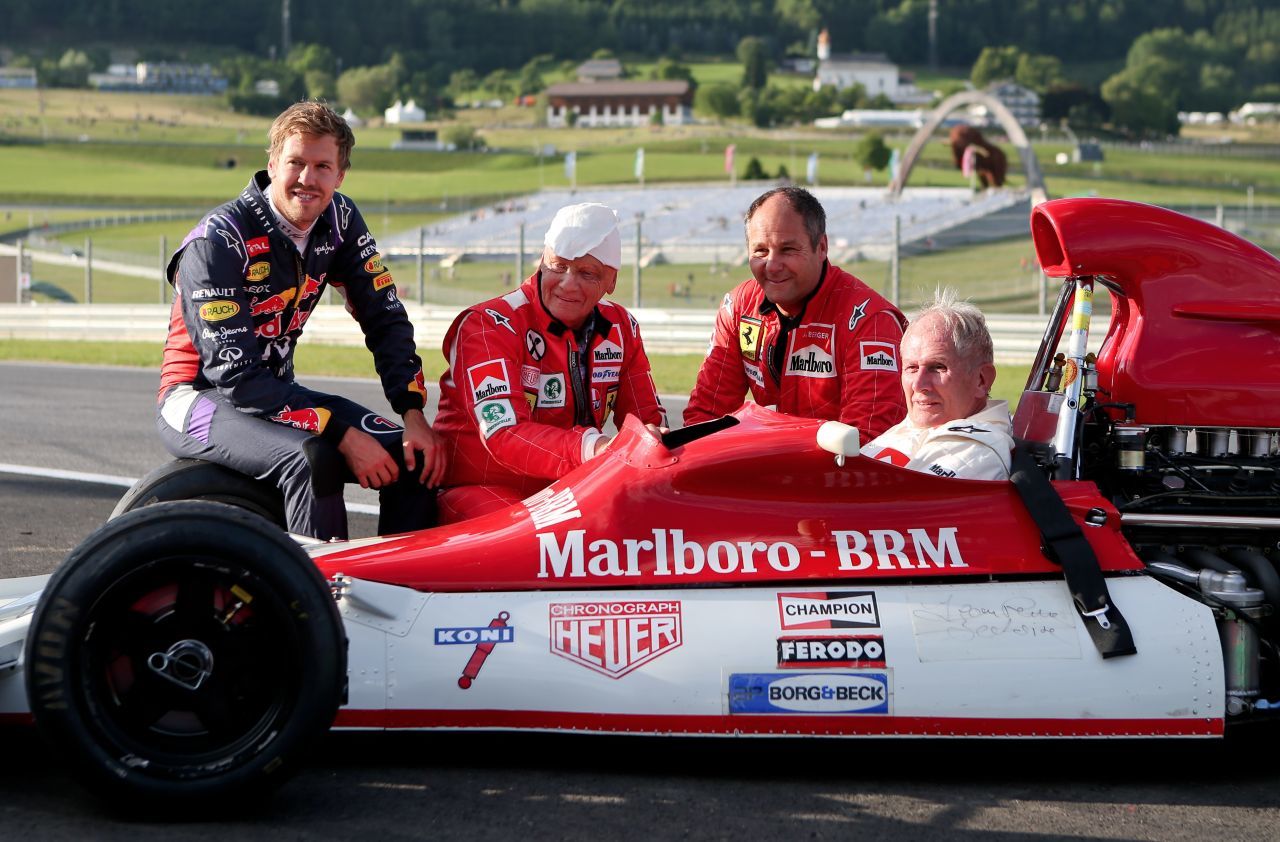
[778,591,880,630]
[778,636,886,668]
[199,300,240,321]
[246,262,271,282]
[549,600,682,678]
[364,254,385,275]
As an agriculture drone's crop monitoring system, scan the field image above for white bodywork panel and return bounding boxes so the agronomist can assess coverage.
[337,575,1224,734]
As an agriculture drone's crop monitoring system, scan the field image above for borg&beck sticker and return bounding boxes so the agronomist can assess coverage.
[778,591,880,630]
[728,672,890,714]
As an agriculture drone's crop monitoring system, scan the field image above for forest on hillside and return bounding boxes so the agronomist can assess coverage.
[4,0,1274,73]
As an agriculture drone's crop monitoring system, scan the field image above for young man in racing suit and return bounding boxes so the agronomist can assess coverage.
[860,289,1014,480]
[433,203,666,521]
[683,187,907,438]
[156,102,445,540]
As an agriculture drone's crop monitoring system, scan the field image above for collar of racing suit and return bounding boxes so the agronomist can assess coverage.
[759,259,830,383]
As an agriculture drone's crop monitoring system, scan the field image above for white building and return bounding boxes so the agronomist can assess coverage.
[971,81,1041,128]
[811,30,934,106]
[384,99,426,124]
[0,67,37,89]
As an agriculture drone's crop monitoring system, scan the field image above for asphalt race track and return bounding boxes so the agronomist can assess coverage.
[3,361,1280,839]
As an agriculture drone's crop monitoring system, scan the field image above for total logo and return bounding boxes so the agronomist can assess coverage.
[549,600,682,678]
[728,672,890,714]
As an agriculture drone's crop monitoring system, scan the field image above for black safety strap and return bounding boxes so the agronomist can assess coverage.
[1009,443,1137,659]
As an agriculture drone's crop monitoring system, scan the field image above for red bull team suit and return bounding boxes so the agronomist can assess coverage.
[433,271,666,521]
[683,262,908,438]
[156,171,433,539]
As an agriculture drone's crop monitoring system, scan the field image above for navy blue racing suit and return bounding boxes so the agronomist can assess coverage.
[156,171,433,539]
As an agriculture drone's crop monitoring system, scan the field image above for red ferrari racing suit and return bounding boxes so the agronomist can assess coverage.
[434,272,665,520]
[684,262,907,438]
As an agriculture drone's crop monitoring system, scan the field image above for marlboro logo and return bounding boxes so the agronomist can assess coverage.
[468,359,512,402]
[549,600,682,678]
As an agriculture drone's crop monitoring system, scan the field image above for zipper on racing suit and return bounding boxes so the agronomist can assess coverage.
[567,328,594,427]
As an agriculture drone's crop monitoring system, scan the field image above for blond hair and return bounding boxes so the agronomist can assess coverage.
[267,101,355,171]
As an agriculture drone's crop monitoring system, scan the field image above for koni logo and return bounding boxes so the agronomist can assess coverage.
[549,600,682,678]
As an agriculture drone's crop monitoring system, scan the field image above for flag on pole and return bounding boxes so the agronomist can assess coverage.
[888,147,901,184]
[961,145,976,178]
[634,147,645,182]
[806,152,819,185]
[564,151,576,182]
[724,144,736,174]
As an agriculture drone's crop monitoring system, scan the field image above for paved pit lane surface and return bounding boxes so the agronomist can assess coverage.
[4,363,1280,838]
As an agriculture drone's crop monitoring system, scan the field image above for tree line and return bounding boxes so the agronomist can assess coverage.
[4,0,1278,137]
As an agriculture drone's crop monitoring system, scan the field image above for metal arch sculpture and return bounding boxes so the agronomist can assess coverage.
[888,90,1048,206]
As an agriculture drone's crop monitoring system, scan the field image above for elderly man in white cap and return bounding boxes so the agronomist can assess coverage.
[432,202,667,522]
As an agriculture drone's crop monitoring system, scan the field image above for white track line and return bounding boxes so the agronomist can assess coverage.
[0,463,379,515]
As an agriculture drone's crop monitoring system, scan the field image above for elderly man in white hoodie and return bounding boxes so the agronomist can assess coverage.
[860,289,1014,480]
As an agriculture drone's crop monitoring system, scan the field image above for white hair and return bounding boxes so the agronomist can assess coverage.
[907,287,994,368]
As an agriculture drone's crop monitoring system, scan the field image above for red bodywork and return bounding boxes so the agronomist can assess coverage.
[314,197,1280,594]
[313,405,1140,592]
[1031,199,1280,428]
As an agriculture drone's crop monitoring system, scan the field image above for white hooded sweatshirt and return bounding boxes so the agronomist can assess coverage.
[861,399,1014,481]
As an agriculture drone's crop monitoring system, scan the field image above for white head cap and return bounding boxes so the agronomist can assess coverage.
[544,203,621,270]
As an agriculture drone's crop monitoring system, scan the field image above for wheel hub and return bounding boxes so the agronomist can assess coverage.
[147,639,214,691]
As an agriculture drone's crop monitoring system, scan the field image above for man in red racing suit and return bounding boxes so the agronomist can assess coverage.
[156,103,444,540]
[433,203,665,521]
[684,187,907,438]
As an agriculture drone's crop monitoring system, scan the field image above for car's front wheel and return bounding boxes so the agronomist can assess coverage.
[25,501,345,809]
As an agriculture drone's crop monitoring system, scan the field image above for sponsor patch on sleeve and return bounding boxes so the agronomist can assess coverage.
[364,254,385,275]
[245,262,271,282]
[475,398,517,438]
[860,341,899,372]
[373,272,394,291]
[520,365,540,389]
[245,236,270,257]
[199,300,240,322]
[467,359,513,403]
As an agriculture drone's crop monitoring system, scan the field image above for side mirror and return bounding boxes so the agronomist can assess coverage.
[817,421,861,467]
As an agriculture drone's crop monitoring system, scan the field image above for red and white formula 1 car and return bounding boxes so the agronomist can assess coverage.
[2,197,1278,806]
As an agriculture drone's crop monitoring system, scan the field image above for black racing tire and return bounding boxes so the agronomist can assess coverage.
[111,459,287,530]
[25,501,346,809]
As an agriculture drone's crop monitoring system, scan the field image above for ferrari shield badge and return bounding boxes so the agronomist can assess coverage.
[739,317,762,362]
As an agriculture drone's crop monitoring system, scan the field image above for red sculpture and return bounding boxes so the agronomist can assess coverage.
[949,125,1008,188]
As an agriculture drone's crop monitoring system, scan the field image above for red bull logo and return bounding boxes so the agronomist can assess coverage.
[299,275,324,300]
[409,368,427,397]
[256,315,283,339]
[251,288,297,316]
[270,405,330,433]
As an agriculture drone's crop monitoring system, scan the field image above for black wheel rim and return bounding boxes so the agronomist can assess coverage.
[77,556,302,770]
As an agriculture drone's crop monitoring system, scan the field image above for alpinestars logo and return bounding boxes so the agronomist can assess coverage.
[549,600,682,678]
